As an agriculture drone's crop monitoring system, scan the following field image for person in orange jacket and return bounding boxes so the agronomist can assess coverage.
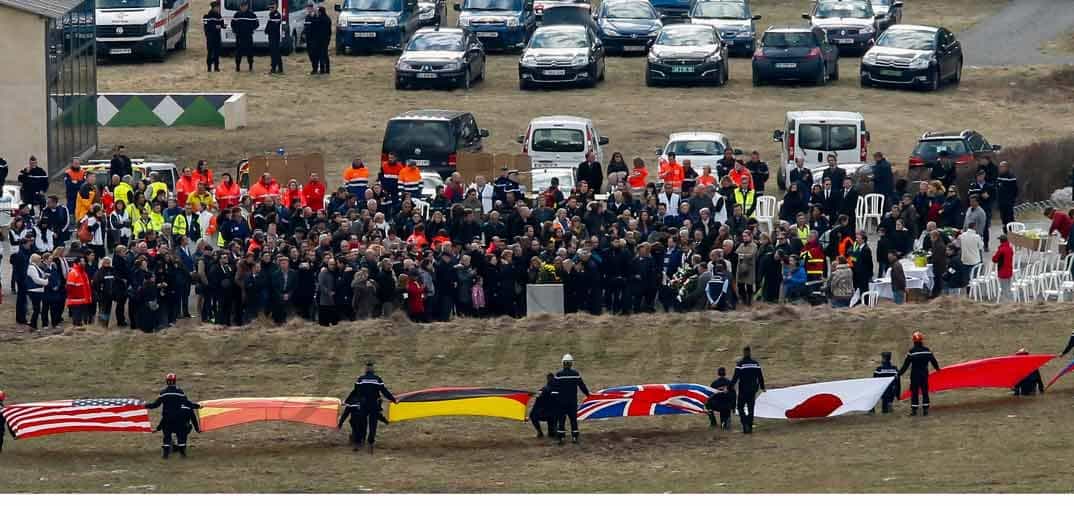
[282,179,306,208]
[627,157,648,193]
[215,173,241,210]
[74,183,96,222]
[175,167,199,208]
[65,257,93,327]
[194,160,214,187]
[659,153,684,192]
[399,161,423,200]
[248,172,280,204]
[303,172,326,212]
[696,165,717,188]
[342,158,370,199]
[728,161,753,191]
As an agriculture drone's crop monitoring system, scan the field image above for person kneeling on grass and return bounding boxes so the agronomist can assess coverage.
[529,373,556,438]
[706,367,736,430]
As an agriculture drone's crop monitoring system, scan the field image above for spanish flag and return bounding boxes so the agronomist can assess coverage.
[197,397,341,432]
[388,387,533,423]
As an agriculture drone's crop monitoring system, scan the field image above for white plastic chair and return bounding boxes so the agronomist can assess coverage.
[861,290,880,307]
[855,195,866,231]
[1006,222,1026,234]
[413,199,431,220]
[967,264,985,301]
[755,195,778,234]
[861,193,885,232]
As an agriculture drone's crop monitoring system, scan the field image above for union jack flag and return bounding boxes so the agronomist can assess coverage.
[576,383,717,420]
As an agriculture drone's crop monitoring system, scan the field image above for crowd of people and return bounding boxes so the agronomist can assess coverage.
[0,141,1053,334]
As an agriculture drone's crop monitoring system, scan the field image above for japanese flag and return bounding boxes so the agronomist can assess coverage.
[754,377,895,419]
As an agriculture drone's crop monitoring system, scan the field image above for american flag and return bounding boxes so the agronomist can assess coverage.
[2,398,152,439]
[577,383,717,420]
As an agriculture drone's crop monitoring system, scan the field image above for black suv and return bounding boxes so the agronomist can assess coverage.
[752,26,839,86]
[382,110,490,179]
[908,130,1001,184]
[860,24,962,90]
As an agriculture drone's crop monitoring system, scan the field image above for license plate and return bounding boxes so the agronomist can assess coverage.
[413,160,430,166]
[671,65,694,73]
[109,48,133,55]
[355,32,377,38]
[416,72,437,78]
[624,45,645,51]
[879,69,902,77]
[543,69,566,76]
[775,62,797,69]
[836,38,854,44]
[477,31,498,38]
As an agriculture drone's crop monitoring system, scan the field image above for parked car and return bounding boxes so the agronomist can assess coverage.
[381,110,490,179]
[752,26,838,86]
[539,3,598,30]
[646,23,728,86]
[656,132,741,170]
[649,0,692,24]
[802,0,880,54]
[871,0,903,32]
[532,0,589,22]
[860,24,962,91]
[688,0,761,55]
[395,27,487,90]
[518,24,606,89]
[518,116,609,170]
[594,0,663,54]
[455,0,536,52]
[772,111,869,189]
[908,130,1000,185]
[334,0,426,53]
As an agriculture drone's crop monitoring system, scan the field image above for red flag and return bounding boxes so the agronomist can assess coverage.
[900,354,1055,400]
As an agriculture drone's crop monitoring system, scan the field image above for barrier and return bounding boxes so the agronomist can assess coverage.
[97,93,247,130]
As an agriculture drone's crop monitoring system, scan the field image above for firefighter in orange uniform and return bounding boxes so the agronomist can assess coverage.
[659,153,684,192]
[342,158,370,200]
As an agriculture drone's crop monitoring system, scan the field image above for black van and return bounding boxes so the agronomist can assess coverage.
[381,110,490,179]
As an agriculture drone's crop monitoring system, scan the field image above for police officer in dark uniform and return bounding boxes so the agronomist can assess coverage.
[347,361,397,453]
[266,3,284,74]
[230,0,260,72]
[314,6,332,74]
[302,3,319,74]
[1012,348,1045,396]
[551,353,589,445]
[203,1,225,72]
[529,373,556,438]
[872,351,900,414]
[145,373,201,458]
[898,331,941,416]
[337,390,363,451]
[730,346,765,434]
[706,367,736,430]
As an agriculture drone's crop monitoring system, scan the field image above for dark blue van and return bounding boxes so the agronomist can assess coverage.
[335,0,424,53]
[455,0,536,52]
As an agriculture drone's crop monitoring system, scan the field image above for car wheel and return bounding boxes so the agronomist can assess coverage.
[519,79,529,91]
[176,22,188,50]
[752,71,763,86]
[478,58,486,81]
[395,78,405,90]
[831,60,839,81]
[815,63,827,86]
[598,60,606,82]
[645,72,655,87]
[721,61,729,85]
[927,67,940,91]
[860,74,871,88]
[462,69,472,90]
[952,60,962,84]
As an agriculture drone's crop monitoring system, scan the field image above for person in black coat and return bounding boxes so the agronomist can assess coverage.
[303,3,319,73]
[270,256,297,323]
[871,152,894,205]
[898,332,941,416]
[266,3,284,74]
[730,346,765,434]
[230,1,259,72]
[208,255,235,326]
[17,157,49,210]
[706,367,736,430]
[551,354,590,444]
[872,351,900,414]
[1013,350,1045,396]
[745,151,769,196]
[11,239,32,325]
[314,6,332,74]
[838,179,860,231]
[575,152,604,194]
[820,179,841,221]
[529,373,557,438]
[345,362,397,453]
[603,239,631,314]
[146,374,201,459]
[203,1,225,72]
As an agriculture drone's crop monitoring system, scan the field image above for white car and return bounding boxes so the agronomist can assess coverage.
[518,115,609,171]
[656,132,739,171]
[96,0,191,60]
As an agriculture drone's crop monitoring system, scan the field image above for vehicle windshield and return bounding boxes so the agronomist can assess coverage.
[656,28,716,46]
[98,0,160,8]
[912,140,970,161]
[531,129,585,153]
[690,2,747,19]
[798,124,858,151]
[342,0,402,11]
[815,2,874,18]
[875,29,935,50]
[383,120,455,158]
[529,30,588,48]
[871,0,892,5]
[407,32,465,51]
[604,2,657,19]
[224,0,274,10]
[462,0,522,10]
[762,32,814,48]
[666,140,725,157]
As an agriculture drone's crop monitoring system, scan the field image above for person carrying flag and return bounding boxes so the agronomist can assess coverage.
[898,332,941,416]
[347,361,397,453]
[551,354,590,445]
[731,346,765,434]
[0,390,9,453]
[706,367,736,430]
[146,373,201,459]
[528,373,556,438]
[1012,348,1045,396]
[872,351,900,414]
[1061,329,1074,356]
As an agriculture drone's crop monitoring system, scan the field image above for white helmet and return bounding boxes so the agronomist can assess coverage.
[562,354,574,363]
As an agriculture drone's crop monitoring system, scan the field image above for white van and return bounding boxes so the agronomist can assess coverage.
[96,0,191,60]
[518,115,608,171]
[221,0,311,54]
[773,111,869,190]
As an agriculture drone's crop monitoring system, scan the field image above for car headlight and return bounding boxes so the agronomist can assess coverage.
[908,54,934,70]
[396,59,412,70]
[860,25,874,35]
[385,17,399,28]
[146,20,156,33]
[506,17,519,28]
[647,52,660,64]
[863,51,878,64]
[602,25,620,37]
[571,54,589,66]
[337,14,350,27]
[443,61,462,71]
[458,15,471,27]
[418,7,434,20]
[521,53,537,65]
[706,51,721,63]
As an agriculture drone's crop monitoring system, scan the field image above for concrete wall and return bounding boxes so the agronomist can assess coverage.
[0,7,48,180]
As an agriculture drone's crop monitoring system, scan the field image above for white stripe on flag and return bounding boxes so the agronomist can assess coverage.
[18,420,152,436]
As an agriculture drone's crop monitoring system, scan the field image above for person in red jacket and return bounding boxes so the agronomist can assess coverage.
[627,157,648,193]
[1045,207,1072,240]
[194,160,214,187]
[992,234,1015,301]
[303,172,326,212]
[215,173,241,210]
[405,274,426,322]
[659,153,684,192]
[175,167,198,208]
[248,172,280,203]
[282,179,306,208]
[65,257,93,326]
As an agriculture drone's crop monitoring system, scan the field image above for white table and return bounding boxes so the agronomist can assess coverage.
[869,260,934,299]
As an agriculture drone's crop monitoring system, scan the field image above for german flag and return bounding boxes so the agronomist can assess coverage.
[388,387,534,423]
[197,397,341,432]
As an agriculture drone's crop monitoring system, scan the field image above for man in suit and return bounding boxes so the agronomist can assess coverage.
[270,255,297,323]
[838,177,860,232]
[821,177,841,220]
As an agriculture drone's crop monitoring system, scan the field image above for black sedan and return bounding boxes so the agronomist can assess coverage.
[394,28,487,90]
[752,27,839,86]
[646,24,728,86]
[860,24,963,90]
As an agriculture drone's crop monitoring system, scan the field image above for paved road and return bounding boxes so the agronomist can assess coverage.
[961,0,1074,66]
